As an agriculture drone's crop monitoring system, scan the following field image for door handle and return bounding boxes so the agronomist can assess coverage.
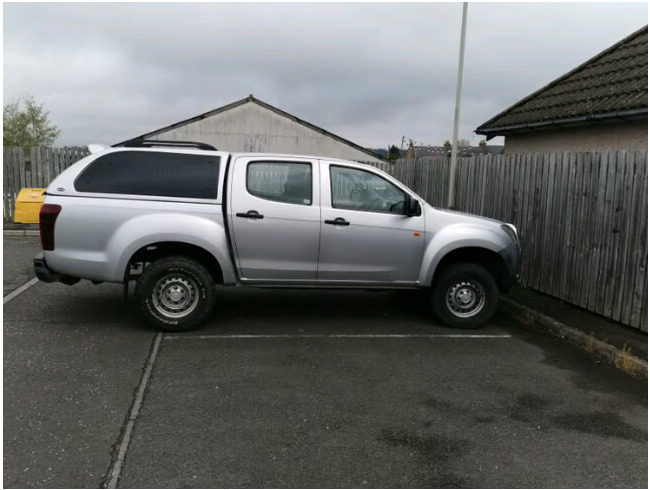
[324,217,350,226]
[236,210,264,220]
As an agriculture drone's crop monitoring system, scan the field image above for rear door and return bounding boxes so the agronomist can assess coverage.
[229,156,320,281]
[317,161,425,284]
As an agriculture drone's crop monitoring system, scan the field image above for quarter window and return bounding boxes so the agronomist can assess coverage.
[330,166,406,214]
[75,151,220,199]
[247,162,312,205]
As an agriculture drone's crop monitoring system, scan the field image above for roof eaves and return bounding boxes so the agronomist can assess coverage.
[476,25,648,132]
[476,107,648,138]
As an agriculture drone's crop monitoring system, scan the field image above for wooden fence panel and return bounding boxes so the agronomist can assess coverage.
[612,152,634,323]
[574,153,589,307]
[32,147,41,188]
[560,153,576,301]
[587,153,606,311]
[13,148,24,216]
[394,150,647,331]
[2,147,646,330]
[2,146,89,220]
[18,150,26,190]
[602,151,624,318]
[630,156,648,328]
[3,148,13,219]
[53,147,62,176]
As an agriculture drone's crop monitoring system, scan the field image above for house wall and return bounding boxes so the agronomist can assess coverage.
[149,102,386,164]
[503,120,648,154]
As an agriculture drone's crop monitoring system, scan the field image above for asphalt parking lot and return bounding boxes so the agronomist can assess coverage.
[3,236,648,488]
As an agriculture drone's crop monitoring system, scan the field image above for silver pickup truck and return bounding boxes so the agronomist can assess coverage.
[34,139,521,332]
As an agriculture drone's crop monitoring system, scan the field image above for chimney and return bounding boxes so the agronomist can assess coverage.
[405,141,416,159]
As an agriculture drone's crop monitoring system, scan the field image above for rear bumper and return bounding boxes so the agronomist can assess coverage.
[34,253,59,283]
[34,253,82,285]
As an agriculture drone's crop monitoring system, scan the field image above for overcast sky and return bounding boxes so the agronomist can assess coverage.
[3,2,648,149]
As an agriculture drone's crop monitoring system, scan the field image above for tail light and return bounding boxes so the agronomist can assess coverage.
[39,204,62,251]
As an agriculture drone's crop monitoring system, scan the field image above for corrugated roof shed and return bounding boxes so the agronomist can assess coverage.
[476,25,648,138]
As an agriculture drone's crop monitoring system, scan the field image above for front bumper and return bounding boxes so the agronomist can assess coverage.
[498,241,522,291]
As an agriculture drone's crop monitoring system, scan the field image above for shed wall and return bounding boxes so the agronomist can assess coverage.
[149,102,386,164]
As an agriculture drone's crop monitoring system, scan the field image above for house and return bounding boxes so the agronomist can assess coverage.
[412,141,504,158]
[475,26,648,153]
[118,95,390,165]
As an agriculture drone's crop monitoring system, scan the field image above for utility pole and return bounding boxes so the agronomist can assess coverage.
[447,2,468,209]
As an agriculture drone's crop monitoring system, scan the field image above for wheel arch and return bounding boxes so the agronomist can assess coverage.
[105,213,237,284]
[126,241,224,284]
[430,246,510,291]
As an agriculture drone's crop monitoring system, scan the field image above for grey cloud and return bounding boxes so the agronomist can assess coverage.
[3,2,647,148]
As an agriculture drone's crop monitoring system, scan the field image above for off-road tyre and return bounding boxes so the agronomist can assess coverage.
[431,262,499,329]
[135,256,216,332]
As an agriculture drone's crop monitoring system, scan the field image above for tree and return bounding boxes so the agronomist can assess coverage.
[388,144,401,161]
[3,95,61,150]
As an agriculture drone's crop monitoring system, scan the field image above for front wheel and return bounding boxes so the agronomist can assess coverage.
[431,262,499,329]
[135,256,216,332]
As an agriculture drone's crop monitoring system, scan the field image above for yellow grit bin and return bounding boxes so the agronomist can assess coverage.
[14,188,46,223]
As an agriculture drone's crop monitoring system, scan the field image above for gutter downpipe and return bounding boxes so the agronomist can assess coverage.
[447,2,468,210]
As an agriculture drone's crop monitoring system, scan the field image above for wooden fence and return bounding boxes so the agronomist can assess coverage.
[3,146,89,220]
[383,151,648,331]
[3,146,647,330]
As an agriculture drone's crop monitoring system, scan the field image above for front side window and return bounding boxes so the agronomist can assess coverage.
[75,151,220,199]
[247,161,312,205]
[330,166,406,214]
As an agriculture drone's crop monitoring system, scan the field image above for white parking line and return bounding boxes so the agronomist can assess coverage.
[106,332,163,489]
[3,278,39,304]
[165,333,512,340]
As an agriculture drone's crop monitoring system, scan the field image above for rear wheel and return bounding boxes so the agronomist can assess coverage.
[135,256,216,332]
[431,262,499,329]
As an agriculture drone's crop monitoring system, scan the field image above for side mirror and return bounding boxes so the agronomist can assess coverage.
[405,195,421,217]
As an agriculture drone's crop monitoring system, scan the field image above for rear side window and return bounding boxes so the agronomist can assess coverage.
[247,161,312,205]
[75,151,220,199]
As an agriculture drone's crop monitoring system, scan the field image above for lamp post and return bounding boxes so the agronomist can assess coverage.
[447,2,468,209]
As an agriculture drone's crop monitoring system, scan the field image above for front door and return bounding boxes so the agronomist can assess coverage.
[229,157,320,281]
[317,162,425,284]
